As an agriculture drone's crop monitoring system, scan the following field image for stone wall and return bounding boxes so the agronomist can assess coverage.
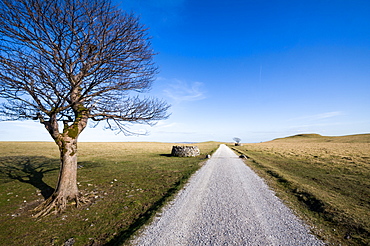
[171,146,200,157]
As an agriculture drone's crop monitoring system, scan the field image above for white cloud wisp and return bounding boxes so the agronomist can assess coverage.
[163,79,206,103]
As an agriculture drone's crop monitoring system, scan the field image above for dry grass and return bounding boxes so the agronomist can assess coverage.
[232,133,370,245]
[0,141,220,246]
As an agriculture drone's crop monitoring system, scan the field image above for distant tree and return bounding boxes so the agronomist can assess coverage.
[0,0,170,216]
[233,137,241,144]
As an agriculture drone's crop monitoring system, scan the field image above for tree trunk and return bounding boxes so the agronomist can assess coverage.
[33,104,89,217]
[55,137,79,205]
[34,135,82,217]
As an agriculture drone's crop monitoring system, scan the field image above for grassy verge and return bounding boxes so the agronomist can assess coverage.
[230,134,370,246]
[0,141,220,246]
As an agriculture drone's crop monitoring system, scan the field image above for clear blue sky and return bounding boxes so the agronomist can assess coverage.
[1,0,369,143]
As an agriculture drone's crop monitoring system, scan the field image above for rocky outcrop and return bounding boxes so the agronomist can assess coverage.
[171,146,200,157]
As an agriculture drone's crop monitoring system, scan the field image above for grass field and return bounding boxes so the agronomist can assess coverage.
[0,141,220,246]
[231,133,370,246]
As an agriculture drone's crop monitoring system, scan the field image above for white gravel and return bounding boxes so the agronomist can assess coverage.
[132,144,323,245]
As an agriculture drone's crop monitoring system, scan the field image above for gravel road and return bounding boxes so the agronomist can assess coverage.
[132,144,323,245]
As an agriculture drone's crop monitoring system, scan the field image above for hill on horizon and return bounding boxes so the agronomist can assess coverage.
[270,133,370,143]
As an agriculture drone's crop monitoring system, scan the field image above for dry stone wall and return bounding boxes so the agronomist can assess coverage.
[171,146,200,157]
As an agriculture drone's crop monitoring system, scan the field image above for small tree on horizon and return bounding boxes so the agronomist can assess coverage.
[0,0,170,216]
[233,137,241,144]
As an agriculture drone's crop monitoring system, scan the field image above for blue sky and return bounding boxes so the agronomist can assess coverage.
[1,0,369,143]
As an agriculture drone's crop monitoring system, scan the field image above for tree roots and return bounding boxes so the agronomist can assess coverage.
[33,193,88,218]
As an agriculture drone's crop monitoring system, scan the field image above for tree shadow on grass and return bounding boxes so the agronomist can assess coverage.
[159,154,173,157]
[0,156,59,199]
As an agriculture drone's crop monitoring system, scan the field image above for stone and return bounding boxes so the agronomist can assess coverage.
[171,146,200,157]
[64,238,75,246]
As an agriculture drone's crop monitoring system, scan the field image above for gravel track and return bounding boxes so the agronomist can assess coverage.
[132,144,323,245]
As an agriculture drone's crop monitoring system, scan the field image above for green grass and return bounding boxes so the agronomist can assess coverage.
[231,133,370,246]
[0,141,220,246]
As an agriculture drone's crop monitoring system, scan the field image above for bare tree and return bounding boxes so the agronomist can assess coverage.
[233,137,241,144]
[0,0,170,216]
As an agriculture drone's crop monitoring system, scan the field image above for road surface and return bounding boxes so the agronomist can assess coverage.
[132,144,323,245]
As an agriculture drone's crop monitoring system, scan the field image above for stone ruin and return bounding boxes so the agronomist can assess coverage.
[171,146,200,157]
